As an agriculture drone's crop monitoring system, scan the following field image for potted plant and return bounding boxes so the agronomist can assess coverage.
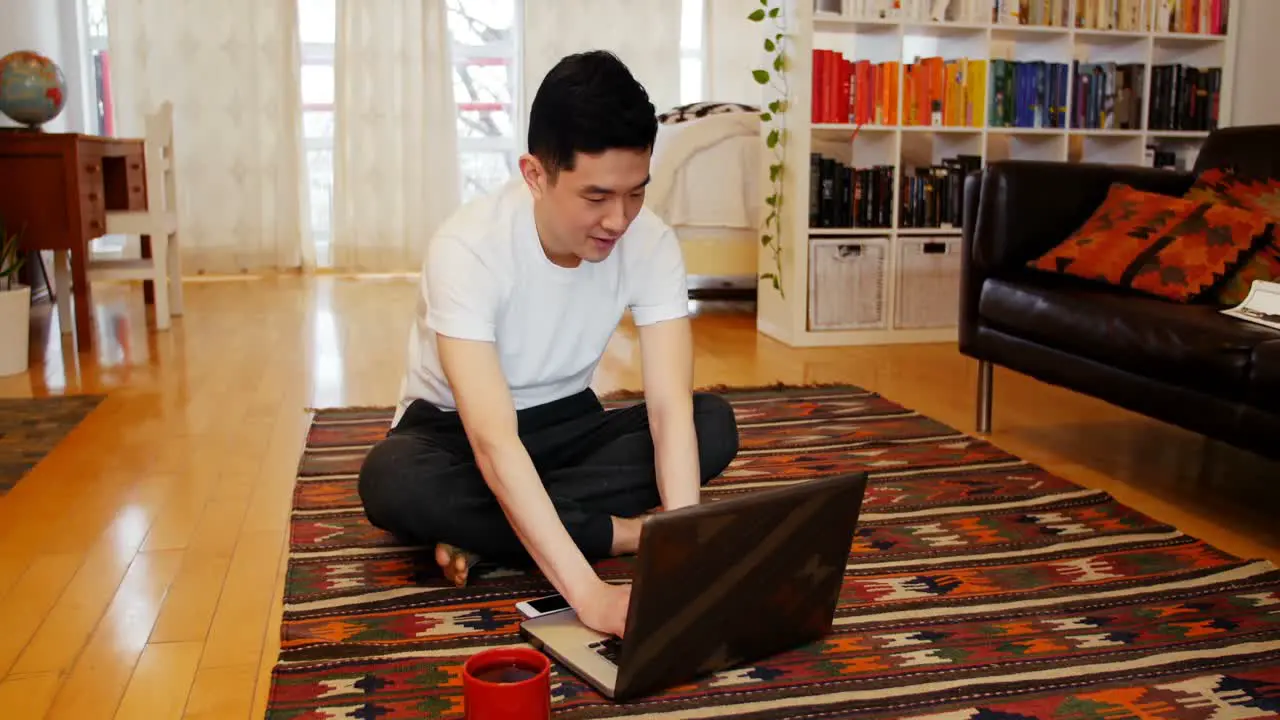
[0,214,30,376]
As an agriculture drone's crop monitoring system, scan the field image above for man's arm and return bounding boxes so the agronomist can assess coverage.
[637,315,701,511]
[436,335,622,626]
[629,222,700,512]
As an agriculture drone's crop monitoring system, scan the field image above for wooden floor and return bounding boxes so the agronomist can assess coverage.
[0,273,1277,719]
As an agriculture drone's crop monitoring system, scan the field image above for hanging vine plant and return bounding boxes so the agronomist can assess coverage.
[749,0,789,298]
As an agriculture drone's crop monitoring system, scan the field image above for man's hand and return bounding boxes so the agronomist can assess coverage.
[637,316,701,511]
[575,581,633,637]
[436,334,604,614]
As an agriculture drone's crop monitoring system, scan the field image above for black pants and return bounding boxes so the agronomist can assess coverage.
[357,388,740,564]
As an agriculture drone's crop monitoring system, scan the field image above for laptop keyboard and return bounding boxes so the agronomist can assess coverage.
[588,636,623,665]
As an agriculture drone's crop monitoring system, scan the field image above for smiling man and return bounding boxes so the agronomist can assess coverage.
[356,50,740,638]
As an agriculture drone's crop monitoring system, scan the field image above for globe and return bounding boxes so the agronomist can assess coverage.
[0,50,66,130]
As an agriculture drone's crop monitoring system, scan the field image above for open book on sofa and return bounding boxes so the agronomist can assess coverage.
[1224,280,1280,331]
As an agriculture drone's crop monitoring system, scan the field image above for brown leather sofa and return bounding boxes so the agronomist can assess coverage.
[960,125,1280,461]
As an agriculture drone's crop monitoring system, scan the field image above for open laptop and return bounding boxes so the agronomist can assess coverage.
[519,471,868,702]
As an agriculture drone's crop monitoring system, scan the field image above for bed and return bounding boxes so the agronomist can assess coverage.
[647,103,764,298]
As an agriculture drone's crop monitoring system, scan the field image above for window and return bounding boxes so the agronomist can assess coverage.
[293,0,520,266]
[85,0,113,135]
[680,0,706,105]
[79,0,525,268]
[82,0,129,256]
[447,0,522,203]
[298,0,337,266]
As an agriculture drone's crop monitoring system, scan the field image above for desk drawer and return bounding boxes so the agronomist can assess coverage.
[81,204,106,239]
[79,159,107,238]
[124,156,146,210]
[79,157,106,195]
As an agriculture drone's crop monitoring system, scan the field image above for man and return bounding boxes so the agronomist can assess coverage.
[357,50,740,639]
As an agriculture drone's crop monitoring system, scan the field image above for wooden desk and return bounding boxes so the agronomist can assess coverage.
[0,131,147,352]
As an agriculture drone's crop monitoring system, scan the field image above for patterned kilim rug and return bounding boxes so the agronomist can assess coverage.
[0,395,104,495]
[268,385,1280,719]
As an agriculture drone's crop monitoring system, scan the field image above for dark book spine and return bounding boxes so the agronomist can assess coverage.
[809,153,820,228]
[841,166,854,227]
[819,157,835,227]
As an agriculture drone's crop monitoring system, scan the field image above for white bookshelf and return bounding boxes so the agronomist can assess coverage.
[755,0,1238,348]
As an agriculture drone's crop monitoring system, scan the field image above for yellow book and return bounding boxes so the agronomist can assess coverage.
[945,61,957,125]
[970,59,987,128]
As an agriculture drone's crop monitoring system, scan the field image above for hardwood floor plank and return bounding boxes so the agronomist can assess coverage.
[0,554,30,604]
[42,549,185,720]
[0,672,62,718]
[250,544,291,720]
[113,641,203,720]
[182,664,257,720]
[0,553,82,677]
[148,553,233,644]
[198,530,287,669]
[139,471,219,553]
[8,493,170,676]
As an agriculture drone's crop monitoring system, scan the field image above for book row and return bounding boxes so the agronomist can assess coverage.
[811,50,1220,132]
[1148,64,1221,131]
[808,153,983,231]
[830,0,1229,33]
[1075,0,1147,31]
[812,50,994,127]
[841,0,1072,26]
[1153,0,1230,34]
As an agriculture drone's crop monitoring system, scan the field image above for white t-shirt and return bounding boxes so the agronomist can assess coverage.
[393,180,689,425]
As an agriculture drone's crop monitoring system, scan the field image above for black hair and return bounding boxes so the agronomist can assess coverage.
[527,50,657,179]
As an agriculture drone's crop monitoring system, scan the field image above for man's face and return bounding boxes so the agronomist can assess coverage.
[521,148,651,267]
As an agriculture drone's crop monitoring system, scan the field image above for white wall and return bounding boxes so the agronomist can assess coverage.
[0,0,91,133]
[1231,0,1280,126]
[706,0,764,105]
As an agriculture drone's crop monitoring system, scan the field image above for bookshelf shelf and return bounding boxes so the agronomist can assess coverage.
[898,227,963,235]
[755,0,1237,348]
[809,227,895,236]
[1070,129,1145,136]
[902,125,984,133]
[988,127,1063,135]
[1154,31,1228,43]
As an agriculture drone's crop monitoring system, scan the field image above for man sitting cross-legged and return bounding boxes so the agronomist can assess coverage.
[357,50,740,638]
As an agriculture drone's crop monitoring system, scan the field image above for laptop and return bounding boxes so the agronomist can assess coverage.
[519,471,868,702]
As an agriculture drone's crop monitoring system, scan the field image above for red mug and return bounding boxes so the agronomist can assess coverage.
[462,647,552,719]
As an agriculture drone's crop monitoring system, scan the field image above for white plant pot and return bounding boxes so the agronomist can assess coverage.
[0,284,32,377]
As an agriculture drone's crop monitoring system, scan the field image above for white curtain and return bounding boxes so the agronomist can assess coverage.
[105,0,309,274]
[330,0,460,273]
[706,0,765,105]
[522,0,682,114]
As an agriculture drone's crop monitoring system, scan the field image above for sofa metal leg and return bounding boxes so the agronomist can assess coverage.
[976,360,993,434]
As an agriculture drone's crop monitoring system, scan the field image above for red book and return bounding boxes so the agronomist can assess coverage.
[811,49,823,122]
[840,59,852,124]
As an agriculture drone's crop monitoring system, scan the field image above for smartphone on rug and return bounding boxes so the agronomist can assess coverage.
[516,593,572,619]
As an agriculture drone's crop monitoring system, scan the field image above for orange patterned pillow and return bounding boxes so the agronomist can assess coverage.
[1028,183,1272,302]
[1184,168,1280,305]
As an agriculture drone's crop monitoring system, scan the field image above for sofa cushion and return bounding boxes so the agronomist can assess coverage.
[1253,341,1280,410]
[1027,182,1272,303]
[979,274,1280,399]
[1184,168,1280,306]
[1207,243,1280,307]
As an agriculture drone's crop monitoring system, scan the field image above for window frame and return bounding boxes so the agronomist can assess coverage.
[450,2,524,202]
[680,0,708,105]
[300,40,337,265]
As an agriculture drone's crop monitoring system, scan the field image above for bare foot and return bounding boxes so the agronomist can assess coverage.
[610,516,644,556]
[435,542,479,587]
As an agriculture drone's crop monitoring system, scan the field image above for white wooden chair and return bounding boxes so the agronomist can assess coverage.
[70,102,184,330]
